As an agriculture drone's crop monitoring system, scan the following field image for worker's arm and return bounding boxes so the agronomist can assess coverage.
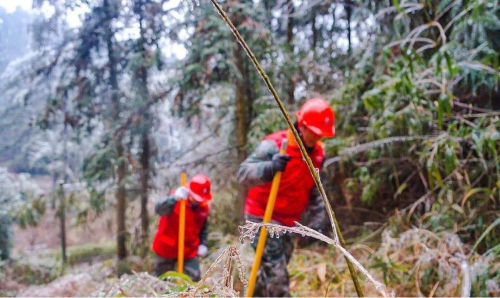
[237,140,290,188]
[155,187,188,216]
[154,194,178,216]
[199,220,208,247]
[305,186,326,232]
[197,220,209,257]
[303,169,327,232]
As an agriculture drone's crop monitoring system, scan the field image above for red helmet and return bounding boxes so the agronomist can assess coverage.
[187,174,212,202]
[296,98,335,137]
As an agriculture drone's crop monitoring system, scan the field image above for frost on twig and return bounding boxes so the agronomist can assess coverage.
[461,261,471,298]
[163,245,247,298]
[163,285,237,298]
[183,0,201,11]
[239,221,394,298]
[239,220,335,245]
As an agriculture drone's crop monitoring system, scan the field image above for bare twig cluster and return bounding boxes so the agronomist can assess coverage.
[239,221,393,298]
[164,245,248,298]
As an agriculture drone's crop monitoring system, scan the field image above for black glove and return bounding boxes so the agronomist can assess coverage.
[271,153,291,172]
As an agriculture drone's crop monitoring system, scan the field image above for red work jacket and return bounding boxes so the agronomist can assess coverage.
[152,199,209,259]
[245,130,324,226]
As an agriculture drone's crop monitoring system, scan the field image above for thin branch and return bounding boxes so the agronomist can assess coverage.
[160,145,239,168]
[452,100,498,113]
[444,0,485,33]
[404,153,471,221]
[375,3,423,19]
[385,37,435,49]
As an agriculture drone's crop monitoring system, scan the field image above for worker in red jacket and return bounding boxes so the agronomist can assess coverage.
[238,98,335,296]
[151,174,212,281]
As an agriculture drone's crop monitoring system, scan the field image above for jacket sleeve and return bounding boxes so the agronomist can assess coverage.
[237,139,279,189]
[199,220,208,246]
[303,170,326,232]
[154,194,178,216]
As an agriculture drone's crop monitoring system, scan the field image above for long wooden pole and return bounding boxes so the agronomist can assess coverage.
[246,138,288,297]
[177,172,187,273]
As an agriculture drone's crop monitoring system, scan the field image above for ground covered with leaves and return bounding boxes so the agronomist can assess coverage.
[2,217,498,297]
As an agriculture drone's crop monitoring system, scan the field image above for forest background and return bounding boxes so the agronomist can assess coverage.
[0,0,498,296]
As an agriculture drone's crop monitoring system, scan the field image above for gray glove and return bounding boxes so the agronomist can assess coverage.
[197,245,208,257]
[174,186,189,200]
[271,153,291,172]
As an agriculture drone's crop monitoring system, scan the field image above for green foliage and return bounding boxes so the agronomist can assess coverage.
[240,2,499,294]
[158,271,204,295]
[172,0,270,120]
[247,106,288,151]
[82,144,117,183]
[324,0,500,253]
[208,195,239,235]
[9,254,63,285]
[0,167,46,259]
[45,240,116,264]
[370,257,408,284]
[16,195,46,229]
[0,216,13,260]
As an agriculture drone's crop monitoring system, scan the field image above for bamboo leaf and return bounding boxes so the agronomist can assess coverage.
[159,271,195,285]
[461,188,492,208]
[472,218,500,252]
[392,0,401,12]
[437,99,444,130]
[395,183,408,197]
[317,263,327,283]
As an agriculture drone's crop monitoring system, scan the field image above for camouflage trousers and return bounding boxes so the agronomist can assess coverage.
[246,214,295,297]
[153,255,201,281]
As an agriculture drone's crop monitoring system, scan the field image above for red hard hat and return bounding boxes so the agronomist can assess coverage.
[296,98,335,137]
[187,174,212,202]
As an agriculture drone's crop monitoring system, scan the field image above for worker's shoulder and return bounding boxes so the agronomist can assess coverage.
[251,137,280,159]
[262,130,288,144]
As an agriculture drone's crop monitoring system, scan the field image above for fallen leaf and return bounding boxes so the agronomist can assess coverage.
[317,263,327,283]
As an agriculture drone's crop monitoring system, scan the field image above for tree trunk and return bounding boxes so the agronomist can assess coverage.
[59,92,69,263]
[234,62,250,166]
[138,0,151,257]
[104,0,127,262]
[312,6,317,50]
[286,0,295,105]
[232,5,251,221]
[116,143,128,261]
[51,173,57,210]
[346,1,352,54]
[139,134,150,255]
[235,52,248,161]
[59,183,67,263]
[311,6,318,90]
[233,19,249,165]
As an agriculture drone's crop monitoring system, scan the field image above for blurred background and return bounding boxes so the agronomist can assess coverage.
[0,0,498,296]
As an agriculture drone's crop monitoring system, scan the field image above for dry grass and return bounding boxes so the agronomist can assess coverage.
[4,223,496,297]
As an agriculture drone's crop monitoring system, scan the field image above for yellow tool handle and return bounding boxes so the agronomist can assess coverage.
[246,138,288,297]
[177,172,187,274]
